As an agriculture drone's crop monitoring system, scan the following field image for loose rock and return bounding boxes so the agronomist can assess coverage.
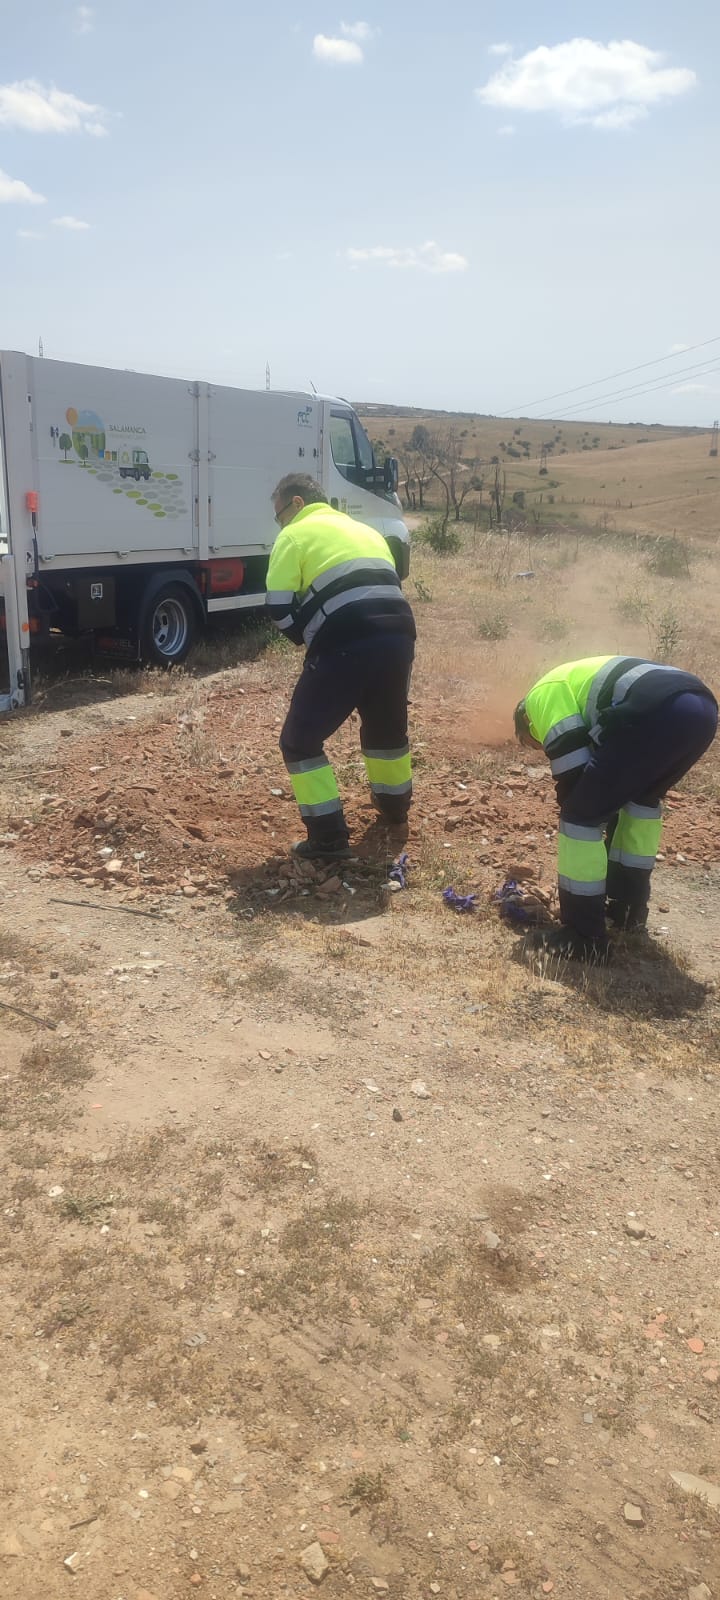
[625,1220,646,1239]
[411,1080,431,1099]
[623,1503,644,1526]
[63,1551,81,1572]
[392,1108,403,1122]
[0,1533,23,1558]
[300,1541,330,1584]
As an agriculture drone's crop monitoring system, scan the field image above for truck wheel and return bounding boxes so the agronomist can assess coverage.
[140,583,197,665]
[133,469,141,481]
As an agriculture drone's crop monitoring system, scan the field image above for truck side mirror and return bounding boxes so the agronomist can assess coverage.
[384,457,399,494]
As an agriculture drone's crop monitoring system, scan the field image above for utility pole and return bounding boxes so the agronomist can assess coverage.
[710,419,718,458]
[265,362,270,391]
[38,336,44,359]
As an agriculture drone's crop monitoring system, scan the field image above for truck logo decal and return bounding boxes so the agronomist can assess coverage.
[56,402,188,520]
[297,405,313,427]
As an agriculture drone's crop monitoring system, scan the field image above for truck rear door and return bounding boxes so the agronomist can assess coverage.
[207,387,322,559]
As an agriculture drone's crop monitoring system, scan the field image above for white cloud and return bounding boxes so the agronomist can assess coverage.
[0,168,46,204]
[17,228,45,239]
[73,5,94,33]
[0,79,108,135]
[489,42,513,56]
[341,21,374,42]
[497,123,515,136]
[477,38,697,129]
[313,33,363,64]
[52,214,91,230]
[673,382,719,394]
[670,342,690,353]
[346,241,468,274]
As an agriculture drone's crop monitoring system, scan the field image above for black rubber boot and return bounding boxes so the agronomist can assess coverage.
[529,926,612,964]
[607,899,649,933]
[292,838,354,862]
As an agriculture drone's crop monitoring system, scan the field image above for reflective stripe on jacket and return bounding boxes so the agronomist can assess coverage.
[525,655,713,780]
[266,503,414,650]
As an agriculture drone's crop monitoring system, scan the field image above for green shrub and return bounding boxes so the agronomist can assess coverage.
[417,517,461,555]
[646,536,690,578]
[477,609,509,640]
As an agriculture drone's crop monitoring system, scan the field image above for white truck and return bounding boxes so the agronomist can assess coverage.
[0,352,409,710]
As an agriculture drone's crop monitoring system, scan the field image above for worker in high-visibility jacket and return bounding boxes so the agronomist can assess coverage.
[514,656,717,959]
[266,473,416,859]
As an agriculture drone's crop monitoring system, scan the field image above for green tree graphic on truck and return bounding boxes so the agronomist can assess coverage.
[119,449,151,481]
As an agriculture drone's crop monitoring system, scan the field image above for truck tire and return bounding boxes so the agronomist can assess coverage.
[140,582,197,666]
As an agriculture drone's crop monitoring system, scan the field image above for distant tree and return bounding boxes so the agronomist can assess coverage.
[59,432,72,461]
[424,429,484,525]
[77,441,89,467]
[491,462,506,527]
[409,424,431,453]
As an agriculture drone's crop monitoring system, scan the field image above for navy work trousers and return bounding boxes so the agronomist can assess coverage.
[559,690,718,938]
[280,633,415,843]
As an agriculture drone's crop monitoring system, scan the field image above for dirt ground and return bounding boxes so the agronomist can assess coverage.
[1,529,719,1600]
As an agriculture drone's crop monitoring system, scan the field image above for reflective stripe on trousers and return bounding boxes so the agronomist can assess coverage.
[607,801,663,870]
[284,754,343,820]
[557,819,607,896]
[362,744,412,798]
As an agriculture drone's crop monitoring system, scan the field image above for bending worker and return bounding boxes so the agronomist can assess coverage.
[266,474,416,859]
[514,655,717,960]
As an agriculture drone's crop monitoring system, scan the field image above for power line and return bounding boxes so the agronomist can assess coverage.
[552,357,720,418]
[502,335,720,417]
[553,360,720,420]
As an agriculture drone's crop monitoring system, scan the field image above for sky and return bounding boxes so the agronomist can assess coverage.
[1,0,719,426]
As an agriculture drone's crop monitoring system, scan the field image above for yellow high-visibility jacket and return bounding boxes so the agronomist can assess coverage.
[266,503,415,651]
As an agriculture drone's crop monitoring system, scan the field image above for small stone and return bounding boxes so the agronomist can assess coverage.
[392,1108,403,1122]
[171,1465,194,1483]
[625,1220,646,1239]
[190,1438,208,1454]
[544,1457,560,1467]
[64,1551,81,1572]
[482,1228,501,1251]
[0,1533,23,1558]
[583,1412,594,1425]
[371,1583,390,1594]
[687,1337,705,1354]
[467,1540,481,1553]
[189,1578,202,1589]
[482,1333,501,1350]
[300,1541,330,1583]
[160,1480,182,1501]
[688,1585,712,1600]
[210,1494,246,1515]
[182,884,199,897]
[430,1586,441,1595]
[623,1503,644,1527]
[316,875,342,897]
[411,1079,431,1099]
[703,1368,719,1384]
[104,858,123,874]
